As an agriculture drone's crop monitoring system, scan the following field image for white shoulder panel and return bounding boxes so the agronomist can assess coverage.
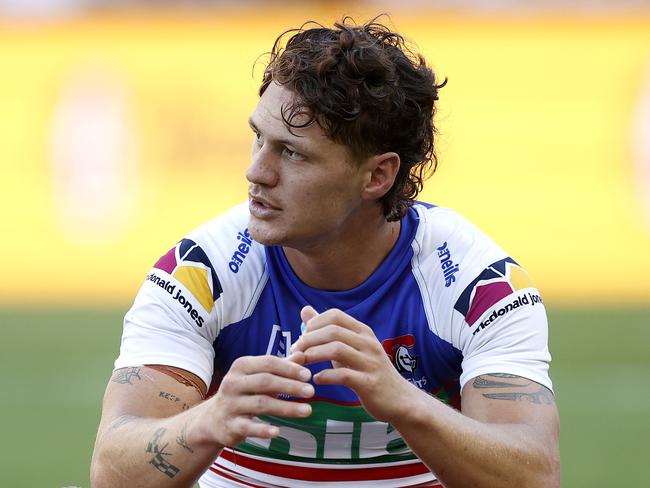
[187,203,269,331]
[115,202,268,388]
[410,204,552,391]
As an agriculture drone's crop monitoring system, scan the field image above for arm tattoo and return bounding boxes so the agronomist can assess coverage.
[146,428,180,478]
[483,387,555,405]
[158,391,191,411]
[473,374,554,405]
[108,415,136,431]
[176,423,194,453]
[472,374,532,389]
[112,367,142,385]
[159,391,182,403]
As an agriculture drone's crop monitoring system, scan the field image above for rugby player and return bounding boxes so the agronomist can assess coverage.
[91,17,560,488]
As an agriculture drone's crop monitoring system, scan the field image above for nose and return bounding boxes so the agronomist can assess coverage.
[246,144,279,187]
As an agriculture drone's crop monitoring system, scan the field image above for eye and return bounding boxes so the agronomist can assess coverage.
[282,146,305,161]
[251,129,263,146]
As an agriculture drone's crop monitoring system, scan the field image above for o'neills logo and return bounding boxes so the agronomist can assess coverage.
[437,241,459,287]
[146,272,205,328]
[472,291,543,336]
[229,228,253,273]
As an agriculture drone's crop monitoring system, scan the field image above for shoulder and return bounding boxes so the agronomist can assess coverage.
[185,202,264,277]
[141,202,268,333]
[117,203,270,386]
[180,203,269,328]
[410,203,509,301]
[411,203,505,262]
[408,203,539,329]
[409,203,551,390]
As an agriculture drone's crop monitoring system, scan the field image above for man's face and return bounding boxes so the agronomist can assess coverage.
[246,82,369,249]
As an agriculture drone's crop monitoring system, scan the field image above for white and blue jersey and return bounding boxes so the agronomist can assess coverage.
[115,202,552,487]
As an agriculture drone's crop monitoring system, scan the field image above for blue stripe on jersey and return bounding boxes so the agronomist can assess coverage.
[211,206,462,404]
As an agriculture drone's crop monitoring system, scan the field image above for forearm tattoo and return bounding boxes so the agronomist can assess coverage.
[112,367,142,385]
[176,423,194,453]
[473,374,555,405]
[108,415,136,431]
[146,428,180,478]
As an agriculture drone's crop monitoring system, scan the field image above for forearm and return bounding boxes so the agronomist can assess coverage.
[91,401,222,488]
[392,386,559,488]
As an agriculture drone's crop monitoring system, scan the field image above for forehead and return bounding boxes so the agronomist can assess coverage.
[250,82,327,143]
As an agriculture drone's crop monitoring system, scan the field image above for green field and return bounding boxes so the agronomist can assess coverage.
[1,307,648,487]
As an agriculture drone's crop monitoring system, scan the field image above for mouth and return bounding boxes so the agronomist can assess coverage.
[249,193,281,217]
[249,194,280,210]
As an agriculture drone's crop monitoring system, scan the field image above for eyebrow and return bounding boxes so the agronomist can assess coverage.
[247,117,311,155]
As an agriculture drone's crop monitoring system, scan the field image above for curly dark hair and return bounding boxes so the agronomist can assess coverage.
[259,16,446,221]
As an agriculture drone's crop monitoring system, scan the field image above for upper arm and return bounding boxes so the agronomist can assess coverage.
[97,366,206,433]
[461,373,559,446]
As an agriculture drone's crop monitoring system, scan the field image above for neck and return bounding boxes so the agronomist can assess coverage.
[283,213,402,291]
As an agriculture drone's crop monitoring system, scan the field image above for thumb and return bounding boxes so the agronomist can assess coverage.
[300,305,318,327]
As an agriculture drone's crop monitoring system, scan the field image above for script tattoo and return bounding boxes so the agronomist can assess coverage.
[112,367,142,385]
[159,391,182,403]
[176,423,194,453]
[473,374,554,405]
[146,428,180,478]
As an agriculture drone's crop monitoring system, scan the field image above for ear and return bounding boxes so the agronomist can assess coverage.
[361,152,400,201]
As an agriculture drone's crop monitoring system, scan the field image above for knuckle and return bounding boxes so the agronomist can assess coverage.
[260,355,275,370]
[232,356,249,370]
[360,323,374,335]
[254,395,269,412]
[220,375,236,393]
[326,325,343,339]
[340,369,354,383]
[230,418,247,438]
[254,372,275,390]
[321,308,339,321]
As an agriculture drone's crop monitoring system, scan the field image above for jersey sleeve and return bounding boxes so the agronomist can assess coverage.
[455,279,552,392]
[451,253,553,392]
[413,205,553,393]
[114,237,222,389]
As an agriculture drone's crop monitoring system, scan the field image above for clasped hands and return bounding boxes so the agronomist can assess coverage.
[207,306,411,448]
[290,305,408,422]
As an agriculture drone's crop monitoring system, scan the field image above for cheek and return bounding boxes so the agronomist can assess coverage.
[283,168,360,217]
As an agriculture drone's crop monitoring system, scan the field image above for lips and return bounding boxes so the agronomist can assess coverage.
[248,193,281,210]
[249,193,281,219]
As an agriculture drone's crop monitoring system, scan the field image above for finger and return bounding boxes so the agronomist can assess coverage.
[292,324,366,354]
[233,355,311,382]
[301,342,369,370]
[238,395,313,418]
[228,416,280,440]
[313,367,363,389]
[305,308,368,335]
[286,350,307,365]
[238,372,314,398]
[300,305,319,325]
[238,419,280,439]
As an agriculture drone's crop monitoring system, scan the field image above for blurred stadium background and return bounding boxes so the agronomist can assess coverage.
[1,0,649,486]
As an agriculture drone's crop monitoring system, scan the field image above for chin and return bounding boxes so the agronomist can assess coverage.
[248,219,285,247]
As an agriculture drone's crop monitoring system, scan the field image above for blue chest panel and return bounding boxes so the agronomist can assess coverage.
[211,208,462,407]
